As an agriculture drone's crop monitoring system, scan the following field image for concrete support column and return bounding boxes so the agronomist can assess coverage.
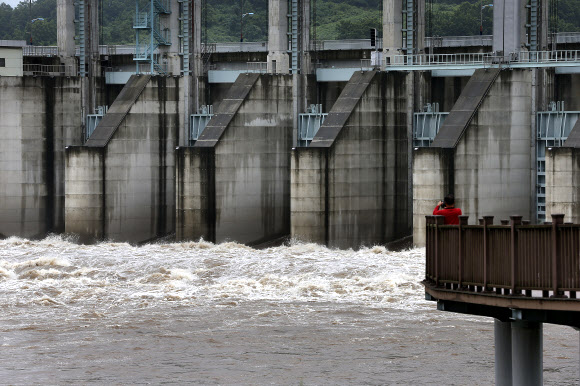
[57,0,76,73]
[540,0,550,51]
[416,0,425,54]
[161,0,181,75]
[81,0,100,131]
[267,0,290,74]
[494,319,513,386]
[300,0,311,75]
[192,0,202,79]
[383,0,402,65]
[511,321,543,386]
[86,0,99,79]
[493,0,524,57]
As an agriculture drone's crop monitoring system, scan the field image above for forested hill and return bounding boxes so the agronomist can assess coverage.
[1,0,579,46]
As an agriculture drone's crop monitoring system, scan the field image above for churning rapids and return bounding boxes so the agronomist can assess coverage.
[0,236,577,385]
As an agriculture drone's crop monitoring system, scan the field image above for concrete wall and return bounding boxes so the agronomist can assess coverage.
[177,74,294,245]
[412,148,453,247]
[412,69,534,246]
[267,0,290,74]
[0,76,82,239]
[64,147,104,242]
[57,0,75,68]
[493,0,524,56]
[65,76,182,243]
[455,70,533,223]
[292,71,411,249]
[545,147,580,222]
[176,147,215,241]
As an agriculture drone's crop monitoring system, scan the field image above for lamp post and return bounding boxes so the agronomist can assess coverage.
[480,3,493,36]
[240,12,254,42]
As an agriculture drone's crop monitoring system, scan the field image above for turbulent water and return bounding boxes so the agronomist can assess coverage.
[0,236,577,385]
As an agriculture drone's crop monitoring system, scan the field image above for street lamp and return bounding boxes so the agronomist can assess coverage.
[240,12,254,42]
[480,3,493,36]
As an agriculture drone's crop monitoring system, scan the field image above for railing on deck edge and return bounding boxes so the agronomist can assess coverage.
[23,63,77,76]
[387,50,580,67]
[425,213,580,298]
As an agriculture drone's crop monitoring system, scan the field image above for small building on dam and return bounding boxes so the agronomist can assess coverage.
[1,0,580,249]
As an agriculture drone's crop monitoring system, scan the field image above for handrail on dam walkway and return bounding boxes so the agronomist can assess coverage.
[424,213,580,310]
[387,50,580,70]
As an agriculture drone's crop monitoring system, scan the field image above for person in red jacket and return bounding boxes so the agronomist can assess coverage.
[433,194,462,225]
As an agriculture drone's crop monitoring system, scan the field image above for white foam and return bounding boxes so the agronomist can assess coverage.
[0,235,430,312]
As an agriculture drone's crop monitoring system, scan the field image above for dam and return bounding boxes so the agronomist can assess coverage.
[3,0,580,382]
[0,0,579,248]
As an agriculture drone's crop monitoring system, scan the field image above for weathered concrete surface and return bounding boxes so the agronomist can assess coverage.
[493,0,524,57]
[545,148,580,222]
[267,0,290,74]
[177,74,293,245]
[86,75,151,147]
[431,68,501,148]
[64,147,104,243]
[66,76,182,243]
[292,71,411,249]
[413,69,533,246]
[0,76,82,239]
[412,148,453,246]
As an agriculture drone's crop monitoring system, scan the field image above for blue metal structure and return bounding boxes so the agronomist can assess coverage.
[85,106,108,142]
[289,0,299,74]
[77,0,86,76]
[178,0,190,75]
[134,0,171,74]
[413,103,448,147]
[189,105,214,144]
[298,104,327,146]
[536,102,580,222]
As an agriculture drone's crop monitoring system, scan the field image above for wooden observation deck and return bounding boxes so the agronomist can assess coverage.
[423,214,580,385]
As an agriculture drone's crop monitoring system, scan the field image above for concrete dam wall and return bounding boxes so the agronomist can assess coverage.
[413,68,534,246]
[2,67,579,249]
[291,71,411,249]
[176,74,293,245]
[65,75,182,243]
[0,76,82,239]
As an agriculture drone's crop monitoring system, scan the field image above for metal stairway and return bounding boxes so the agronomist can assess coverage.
[133,0,171,75]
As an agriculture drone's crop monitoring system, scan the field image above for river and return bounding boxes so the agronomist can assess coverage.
[0,236,577,384]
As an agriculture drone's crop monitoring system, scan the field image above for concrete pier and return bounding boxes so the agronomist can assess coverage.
[511,321,543,386]
[413,68,533,246]
[0,77,82,239]
[65,75,182,243]
[267,0,290,74]
[291,71,411,248]
[176,74,294,245]
[494,319,513,386]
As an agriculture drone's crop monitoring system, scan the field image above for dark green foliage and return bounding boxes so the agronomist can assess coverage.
[0,0,578,45]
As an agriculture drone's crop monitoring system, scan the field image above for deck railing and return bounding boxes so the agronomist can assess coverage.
[425,214,580,298]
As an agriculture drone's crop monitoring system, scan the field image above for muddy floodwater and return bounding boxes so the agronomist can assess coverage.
[0,236,577,384]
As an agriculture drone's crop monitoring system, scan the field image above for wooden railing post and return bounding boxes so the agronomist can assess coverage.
[510,215,523,295]
[483,216,493,292]
[551,213,566,298]
[434,216,445,287]
[458,215,469,289]
[426,216,433,281]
